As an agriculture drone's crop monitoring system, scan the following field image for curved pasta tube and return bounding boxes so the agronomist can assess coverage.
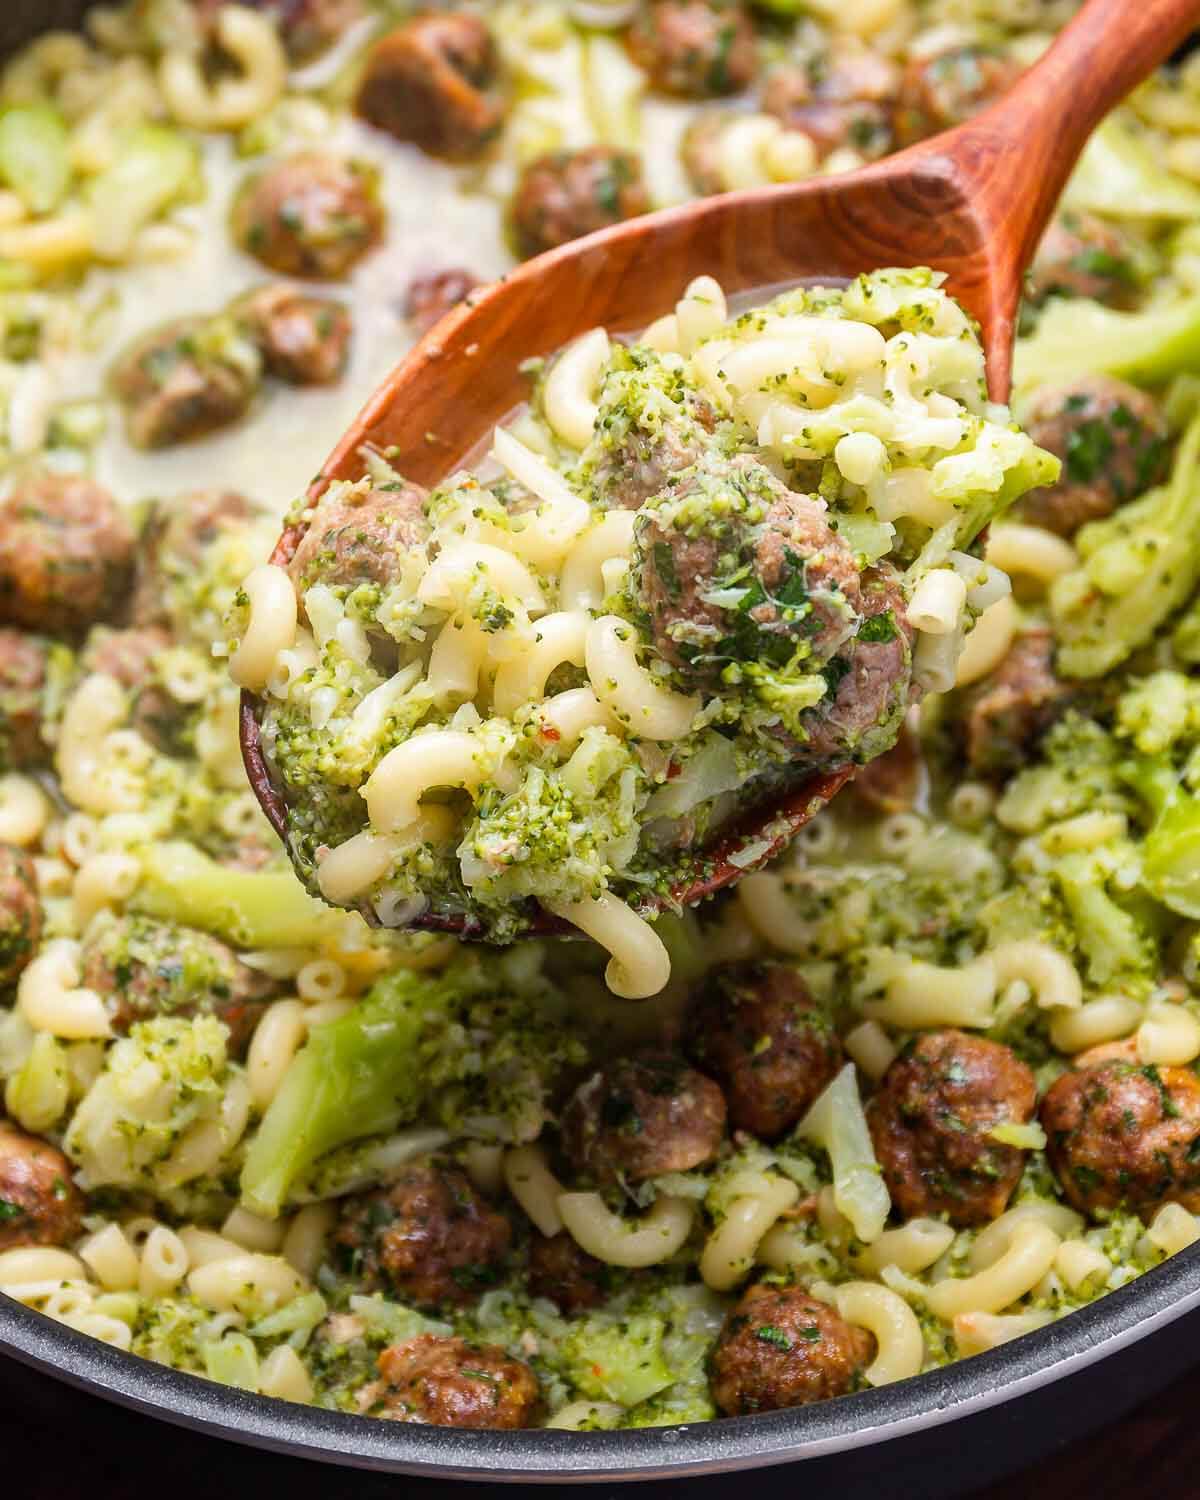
[18,940,111,1040]
[909,569,968,636]
[0,774,48,846]
[543,328,610,449]
[229,565,298,692]
[364,731,490,834]
[861,949,997,1030]
[953,1308,1054,1356]
[585,616,700,742]
[492,612,589,717]
[1049,994,1143,1055]
[187,1251,307,1315]
[835,1282,925,1386]
[503,1144,566,1238]
[159,6,286,130]
[546,893,670,1000]
[1054,1237,1111,1292]
[675,275,727,354]
[842,1020,898,1082]
[968,1201,1083,1274]
[537,688,615,748]
[855,1218,955,1275]
[988,940,1082,1010]
[955,595,1018,688]
[927,1221,1061,1319]
[417,542,546,615]
[489,428,591,567]
[427,615,489,703]
[559,512,637,612]
[1137,1000,1200,1066]
[700,1174,799,1291]
[1145,1201,1200,1256]
[557,1192,694,1268]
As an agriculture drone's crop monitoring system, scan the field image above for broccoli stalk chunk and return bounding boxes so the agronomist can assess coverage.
[1065,117,1200,224]
[1014,296,1200,395]
[1122,757,1200,920]
[1049,411,1200,677]
[794,1062,889,1243]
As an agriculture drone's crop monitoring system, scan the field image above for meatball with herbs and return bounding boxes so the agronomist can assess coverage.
[235,285,352,386]
[710,1283,872,1415]
[0,844,40,990]
[1041,1060,1200,1220]
[334,1160,512,1309]
[762,43,900,161]
[684,961,842,1139]
[0,629,52,771]
[232,153,384,281]
[627,1,758,98]
[526,1231,613,1314]
[962,628,1076,775]
[0,1124,83,1251]
[404,268,482,336]
[893,43,1022,146]
[79,915,277,1051]
[286,481,429,595]
[850,720,921,813]
[112,315,262,450]
[356,15,507,160]
[371,1334,540,1428]
[867,1030,1038,1227]
[0,474,134,634]
[133,489,265,628]
[1016,375,1169,537]
[1027,211,1140,310]
[511,147,649,259]
[561,1050,726,1188]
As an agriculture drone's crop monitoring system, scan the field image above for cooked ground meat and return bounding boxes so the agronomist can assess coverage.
[0,474,134,634]
[1016,376,1170,537]
[79,915,277,1051]
[962,628,1076,775]
[403,269,482,336]
[893,44,1023,146]
[334,1161,512,1309]
[762,43,900,161]
[560,1050,726,1187]
[287,482,430,594]
[683,961,842,1138]
[371,1334,540,1428]
[236,285,352,386]
[232,153,384,280]
[0,1124,83,1251]
[867,1029,1038,1227]
[1027,211,1141,310]
[1041,1060,1200,1220]
[81,626,180,753]
[587,384,719,511]
[111,316,261,450]
[0,629,50,771]
[0,844,40,990]
[709,1283,872,1415]
[525,1231,613,1314]
[356,15,507,160]
[627,1,758,98]
[194,0,363,60]
[511,147,650,259]
[132,490,264,627]
[850,719,921,813]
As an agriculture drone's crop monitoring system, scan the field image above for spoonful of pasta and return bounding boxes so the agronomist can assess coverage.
[236,0,1197,999]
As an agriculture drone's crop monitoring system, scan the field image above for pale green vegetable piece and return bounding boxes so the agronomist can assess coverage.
[1066,117,1200,222]
[203,1332,260,1391]
[795,1063,890,1243]
[563,1314,675,1407]
[85,124,198,259]
[0,105,71,215]
[1013,295,1200,395]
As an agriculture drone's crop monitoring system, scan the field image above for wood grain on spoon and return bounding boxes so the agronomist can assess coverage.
[242,0,1200,929]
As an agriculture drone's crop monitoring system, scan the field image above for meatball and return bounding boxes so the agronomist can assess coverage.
[232,153,384,281]
[962,628,1076,775]
[287,481,429,594]
[235,285,352,386]
[0,844,40,990]
[684,961,842,1138]
[79,915,276,1051]
[526,1231,612,1314]
[372,1335,539,1428]
[111,316,262,450]
[587,382,719,511]
[867,1030,1037,1227]
[893,44,1022,146]
[194,0,364,61]
[1041,1060,1200,1220]
[627,1,758,98]
[561,1051,726,1187]
[850,719,921,813]
[0,1124,83,1251]
[1027,211,1140,310]
[81,626,179,753]
[334,1161,512,1309]
[132,489,265,627]
[0,474,134,635]
[404,268,482,336]
[762,44,900,162]
[511,147,649,259]
[356,15,507,161]
[0,629,51,771]
[1016,376,1170,537]
[709,1283,872,1415]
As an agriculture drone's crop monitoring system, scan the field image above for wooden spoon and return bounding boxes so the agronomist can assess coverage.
[242,0,1199,936]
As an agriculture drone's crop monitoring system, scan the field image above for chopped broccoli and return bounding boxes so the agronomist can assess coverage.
[1014,296,1200,395]
[1065,117,1200,224]
[1122,755,1200,919]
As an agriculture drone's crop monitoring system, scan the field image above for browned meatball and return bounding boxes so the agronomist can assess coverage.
[511,148,649,259]
[893,44,1022,146]
[371,1335,539,1428]
[762,44,900,161]
[962,628,1076,775]
[867,1030,1037,1227]
[81,626,180,753]
[0,474,134,634]
[194,0,363,61]
[132,490,265,627]
[1027,212,1140,310]
[710,1283,872,1415]
[1016,376,1170,537]
[404,268,482,336]
[0,629,51,771]
[334,1161,512,1309]
[851,720,921,813]
[0,1124,83,1251]
[1041,1060,1200,1220]
[526,1231,612,1314]
[356,15,507,161]
[287,481,429,594]
[235,285,352,386]
[232,153,384,280]
[0,845,40,991]
[627,1,757,98]
[684,962,842,1139]
[111,316,262,450]
[561,1051,726,1187]
[79,915,276,1051]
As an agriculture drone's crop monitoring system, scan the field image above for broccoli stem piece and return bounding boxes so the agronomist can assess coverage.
[1014,296,1200,395]
[1065,117,1200,224]
[1122,757,1200,920]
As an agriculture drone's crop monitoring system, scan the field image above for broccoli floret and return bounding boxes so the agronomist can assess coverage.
[1123,754,1200,920]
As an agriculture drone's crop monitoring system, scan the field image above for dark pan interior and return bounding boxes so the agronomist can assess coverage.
[0,1,92,55]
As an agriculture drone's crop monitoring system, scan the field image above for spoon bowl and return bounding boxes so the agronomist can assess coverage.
[242,0,1199,936]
